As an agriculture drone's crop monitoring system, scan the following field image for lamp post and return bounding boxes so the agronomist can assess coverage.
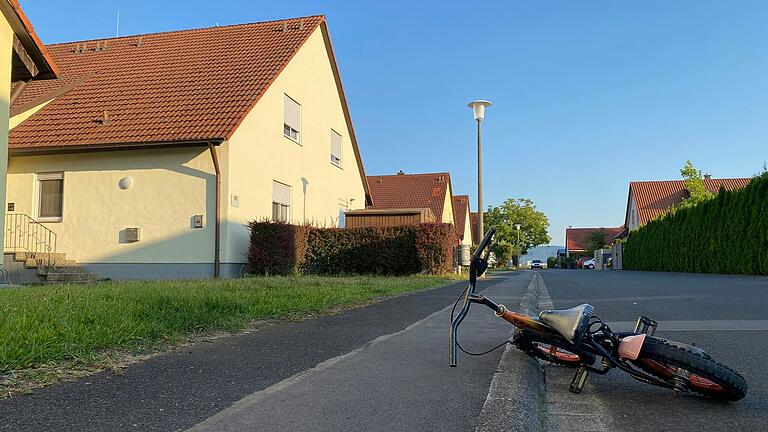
[514,223,521,267]
[468,100,492,242]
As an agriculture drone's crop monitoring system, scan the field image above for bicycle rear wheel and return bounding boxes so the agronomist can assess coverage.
[634,336,747,401]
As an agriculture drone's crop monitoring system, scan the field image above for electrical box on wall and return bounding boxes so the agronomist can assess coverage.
[125,227,141,242]
[193,214,204,229]
[231,194,240,208]
[7,203,14,212]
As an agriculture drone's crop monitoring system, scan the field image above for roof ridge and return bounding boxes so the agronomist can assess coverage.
[46,14,325,47]
[368,172,451,178]
[630,177,750,185]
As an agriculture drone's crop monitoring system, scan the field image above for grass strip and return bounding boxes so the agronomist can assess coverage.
[0,275,453,374]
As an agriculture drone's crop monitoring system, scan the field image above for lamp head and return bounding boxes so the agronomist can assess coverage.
[468,100,492,121]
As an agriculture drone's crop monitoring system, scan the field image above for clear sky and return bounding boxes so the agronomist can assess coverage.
[22,1,768,245]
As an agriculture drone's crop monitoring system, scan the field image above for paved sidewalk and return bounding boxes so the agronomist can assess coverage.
[0,273,527,432]
[187,275,528,431]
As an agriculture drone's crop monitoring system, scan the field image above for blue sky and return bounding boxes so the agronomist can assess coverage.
[22,1,768,245]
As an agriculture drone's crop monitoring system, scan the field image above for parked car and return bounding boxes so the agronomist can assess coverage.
[531,259,543,269]
[583,258,596,269]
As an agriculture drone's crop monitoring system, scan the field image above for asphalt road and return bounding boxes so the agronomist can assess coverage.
[0,273,529,432]
[538,270,768,432]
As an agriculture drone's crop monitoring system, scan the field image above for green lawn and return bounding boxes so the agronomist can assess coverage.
[0,275,453,374]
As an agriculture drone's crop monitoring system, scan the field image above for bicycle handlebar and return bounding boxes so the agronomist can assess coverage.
[450,227,496,367]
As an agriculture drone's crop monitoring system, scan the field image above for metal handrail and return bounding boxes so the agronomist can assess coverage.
[4,213,58,269]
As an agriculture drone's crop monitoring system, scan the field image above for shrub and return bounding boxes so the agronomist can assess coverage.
[246,221,307,276]
[624,174,768,275]
[246,222,456,276]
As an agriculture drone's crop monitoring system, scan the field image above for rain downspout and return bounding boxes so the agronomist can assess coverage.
[208,143,221,278]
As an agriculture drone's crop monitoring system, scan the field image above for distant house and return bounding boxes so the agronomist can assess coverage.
[565,227,624,258]
[348,172,456,231]
[452,195,472,247]
[5,16,370,280]
[469,212,479,245]
[624,178,751,231]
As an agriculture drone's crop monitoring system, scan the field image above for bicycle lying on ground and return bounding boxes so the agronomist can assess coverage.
[450,228,748,401]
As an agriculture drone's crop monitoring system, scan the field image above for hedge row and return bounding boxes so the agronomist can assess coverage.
[624,174,768,274]
[246,221,457,276]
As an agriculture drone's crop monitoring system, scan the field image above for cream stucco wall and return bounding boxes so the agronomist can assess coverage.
[9,99,51,129]
[223,26,366,264]
[441,183,454,224]
[6,147,218,265]
[0,16,14,248]
[460,207,472,246]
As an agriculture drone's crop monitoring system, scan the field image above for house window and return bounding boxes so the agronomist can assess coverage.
[272,181,291,222]
[37,172,64,222]
[283,94,301,143]
[330,130,343,167]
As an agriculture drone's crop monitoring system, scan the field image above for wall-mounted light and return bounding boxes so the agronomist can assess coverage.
[119,176,133,190]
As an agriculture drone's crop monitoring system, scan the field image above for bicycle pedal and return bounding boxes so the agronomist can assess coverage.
[569,367,589,394]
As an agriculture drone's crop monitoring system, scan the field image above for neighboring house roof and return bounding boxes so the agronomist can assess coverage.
[1,0,58,80]
[626,178,752,227]
[8,14,371,203]
[470,212,479,245]
[565,227,624,252]
[452,195,470,240]
[367,172,453,222]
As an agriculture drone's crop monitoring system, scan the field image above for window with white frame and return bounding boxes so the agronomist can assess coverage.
[330,130,343,167]
[272,181,291,222]
[283,94,301,143]
[37,172,64,221]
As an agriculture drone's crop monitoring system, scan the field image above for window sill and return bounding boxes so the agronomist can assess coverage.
[284,134,302,146]
[331,162,343,170]
[37,217,62,223]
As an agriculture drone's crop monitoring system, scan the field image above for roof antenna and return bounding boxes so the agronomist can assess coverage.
[115,11,120,37]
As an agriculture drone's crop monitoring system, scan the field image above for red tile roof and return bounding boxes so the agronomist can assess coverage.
[566,227,624,252]
[9,16,325,149]
[470,212,479,245]
[367,172,453,222]
[628,178,752,226]
[452,195,470,240]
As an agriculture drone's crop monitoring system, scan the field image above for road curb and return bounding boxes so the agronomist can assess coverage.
[475,273,547,432]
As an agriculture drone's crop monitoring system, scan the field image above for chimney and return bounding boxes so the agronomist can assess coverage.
[704,174,712,180]
[397,170,405,175]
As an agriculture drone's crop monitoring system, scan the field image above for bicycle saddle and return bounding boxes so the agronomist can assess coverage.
[538,304,594,343]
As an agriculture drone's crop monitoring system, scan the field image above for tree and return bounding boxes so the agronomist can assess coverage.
[679,160,714,208]
[584,230,607,256]
[484,198,551,255]
[492,243,519,268]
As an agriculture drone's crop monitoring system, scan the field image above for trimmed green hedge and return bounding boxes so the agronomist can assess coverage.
[246,222,457,276]
[624,174,768,274]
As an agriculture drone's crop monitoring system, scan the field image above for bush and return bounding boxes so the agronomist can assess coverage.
[624,174,768,274]
[247,222,457,276]
[547,256,558,268]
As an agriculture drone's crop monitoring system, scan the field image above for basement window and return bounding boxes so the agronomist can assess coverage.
[272,181,291,222]
[37,172,64,222]
[283,94,301,143]
[331,130,343,168]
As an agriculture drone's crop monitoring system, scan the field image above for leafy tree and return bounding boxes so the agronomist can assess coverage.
[492,243,519,268]
[679,160,714,208]
[584,230,608,256]
[484,198,551,255]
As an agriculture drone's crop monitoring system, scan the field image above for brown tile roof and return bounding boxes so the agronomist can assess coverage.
[367,172,453,222]
[9,16,325,150]
[628,178,752,226]
[470,212,479,244]
[452,195,470,240]
[566,227,624,252]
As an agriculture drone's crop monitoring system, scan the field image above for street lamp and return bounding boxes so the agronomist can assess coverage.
[514,223,521,245]
[468,100,492,242]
